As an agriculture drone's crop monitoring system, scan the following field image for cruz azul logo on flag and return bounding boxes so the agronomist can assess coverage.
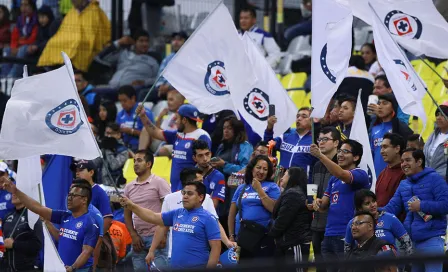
[243,88,270,121]
[45,99,84,135]
[204,60,230,96]
[384,10,422,39]
[320,44,336,84]
[393,59,417,92]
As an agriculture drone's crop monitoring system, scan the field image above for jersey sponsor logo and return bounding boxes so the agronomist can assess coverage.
[262,187,268,191]
[76,221,83,229]
[320,43,337,83]
[173,150,187,160]
[242,192,262,200]
[45,99,84,135]
[373,137,383,147]
[59,227,79,240]
[4,193,11,201]
[173,222,196,234]
[375,229,386,238]
[204,61,230,96]
[243,88,270,121]
[384,10,422,39]
[192,216,199,223]
[280,142,310,153]
[242,192,248,199]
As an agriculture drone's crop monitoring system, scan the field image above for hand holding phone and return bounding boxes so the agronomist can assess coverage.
[269,104,275,117]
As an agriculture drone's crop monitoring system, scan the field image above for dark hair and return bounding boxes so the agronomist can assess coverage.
[222,116,247,144]
[298,107,311,113]
[74,69,87,79]
[0,5,10,26]
[240,6,256,18]
[180,116,197,127]
[135,149,154,168]
[133,29,150,41]
[285,167,307,193]
[375,75,391,88]
[362,43,376,55]
[117,85,137,99]
[99,100,117,121]
[184,181,207,203]
[407,134,424,146]
[340,96,357,111]
[254,141,269,150]
[245,155,274,184]
[79,95,90,117]
[106,122,120,132]
[320,126,341,143]
[23,0,37,12]
[402,148,425,168]
[192,139,210,155]
[349,55,367,71]
[354,210,376,225]
[342,139,363,166]
[383,133,405,155]
[180,168,202,187]
[333,93,350,107]
[71,179,93,205]
[354,189,377,211]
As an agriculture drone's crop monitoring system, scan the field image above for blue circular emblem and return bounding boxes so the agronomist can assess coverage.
[320,44,336,84]
[204,61,230,96]
[384,10,422,39]
[45,99,84,135]
[243,88,270,121]
[227,247,238,263]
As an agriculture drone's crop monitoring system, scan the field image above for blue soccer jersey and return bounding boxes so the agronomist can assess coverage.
[88,205,104,237]
[0,190,13,221]
[203,169,226,202]
[370,121,392,177]
[162,207,221,269]
[91,184,113,218]
[51,210,100,269]
[116,104,154,151]
[163,129,211,192]
[345,212,407,248]
[324,168,370,236]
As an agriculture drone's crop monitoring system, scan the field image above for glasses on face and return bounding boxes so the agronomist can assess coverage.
[337,149,353,155]
[317,137,334,143]
[181,190,196,196]
[67,193,86,199]
[351,220,371,227]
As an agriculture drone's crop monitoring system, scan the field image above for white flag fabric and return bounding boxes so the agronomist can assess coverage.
[43,224,66,272]
[161,3,256,114]
[0,52,101,160]
[370,4,427,127]
[310,0,353,118]
[16,156,42,229]
[235,34,297,138]
[350,93,377,191]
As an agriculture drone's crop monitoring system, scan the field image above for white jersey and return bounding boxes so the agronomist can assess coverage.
[161,191,218,258]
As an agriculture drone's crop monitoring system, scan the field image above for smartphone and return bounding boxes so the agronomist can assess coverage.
[210,157,220,163]
[269,104,275,117]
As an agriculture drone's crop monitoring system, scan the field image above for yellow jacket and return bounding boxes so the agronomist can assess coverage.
[38,1,110,71]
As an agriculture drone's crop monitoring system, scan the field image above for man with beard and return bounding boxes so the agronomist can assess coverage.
[123,150,171,271]
[138,104,211,192]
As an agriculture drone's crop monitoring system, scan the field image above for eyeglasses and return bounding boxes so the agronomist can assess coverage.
[351,220,371,227]
[181,190,196,196]
[337,149,353,155]
[317,137,334,143]
[67,193,86,199]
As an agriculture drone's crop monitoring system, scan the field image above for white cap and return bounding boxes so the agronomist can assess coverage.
[0,162,8,173]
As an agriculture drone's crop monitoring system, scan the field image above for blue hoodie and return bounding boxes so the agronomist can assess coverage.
[383,167,448,242]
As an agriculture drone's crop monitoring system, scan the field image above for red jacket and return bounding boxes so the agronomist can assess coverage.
[10,24,38,49]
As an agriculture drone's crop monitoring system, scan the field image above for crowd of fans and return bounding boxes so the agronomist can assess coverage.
[0,1,448,272]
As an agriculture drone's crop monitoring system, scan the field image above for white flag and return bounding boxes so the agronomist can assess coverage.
[370,3,427,127]
[0,52,101,160]
[16,156,42,229]
[235,34,297,138]
[161,3,256,114]
[43,224,66,272]
[350,92,377,191]
[310,0,353,118]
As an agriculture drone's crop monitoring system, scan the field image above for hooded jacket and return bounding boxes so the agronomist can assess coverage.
[383,167,448,242]
[423,128,448,179]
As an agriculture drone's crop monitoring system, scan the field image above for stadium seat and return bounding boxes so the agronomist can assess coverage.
[123,159,137,183]
[411,59,435,81]
[123,157,172,184]
[282,73,307,90]
[304,92,312,108]
[288,90,307,110]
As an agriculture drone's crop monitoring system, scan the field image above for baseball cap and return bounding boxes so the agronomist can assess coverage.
[435,105,448,117]
[172,31,188,40]
[178,104,201,122]
[0,162,9,173]
[70,160,96,172]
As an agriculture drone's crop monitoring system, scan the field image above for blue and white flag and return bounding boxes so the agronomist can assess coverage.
[350,92,377,191]
[310,0,353,118]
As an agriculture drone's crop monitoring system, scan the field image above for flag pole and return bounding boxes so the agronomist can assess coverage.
[369,3,448,121]
[311,107,315,144]
[417,56,446,81]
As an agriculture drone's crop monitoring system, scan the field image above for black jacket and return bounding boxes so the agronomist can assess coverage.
[269,186,311,249]
[1,208,43,272]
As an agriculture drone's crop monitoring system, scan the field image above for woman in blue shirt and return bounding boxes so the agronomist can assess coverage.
[344,189,413,256]
[228,155,281,260]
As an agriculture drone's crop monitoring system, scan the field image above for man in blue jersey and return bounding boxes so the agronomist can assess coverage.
[138,103,212,192]
[0,176,100,272]
[192,139,226,208]
[310,139,370,272]
[264,107,317,179]
[0,164,14,221]
[120,180,221,269]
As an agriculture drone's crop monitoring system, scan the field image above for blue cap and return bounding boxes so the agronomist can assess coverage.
[71,160,96,172]
[178,104,201,122]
